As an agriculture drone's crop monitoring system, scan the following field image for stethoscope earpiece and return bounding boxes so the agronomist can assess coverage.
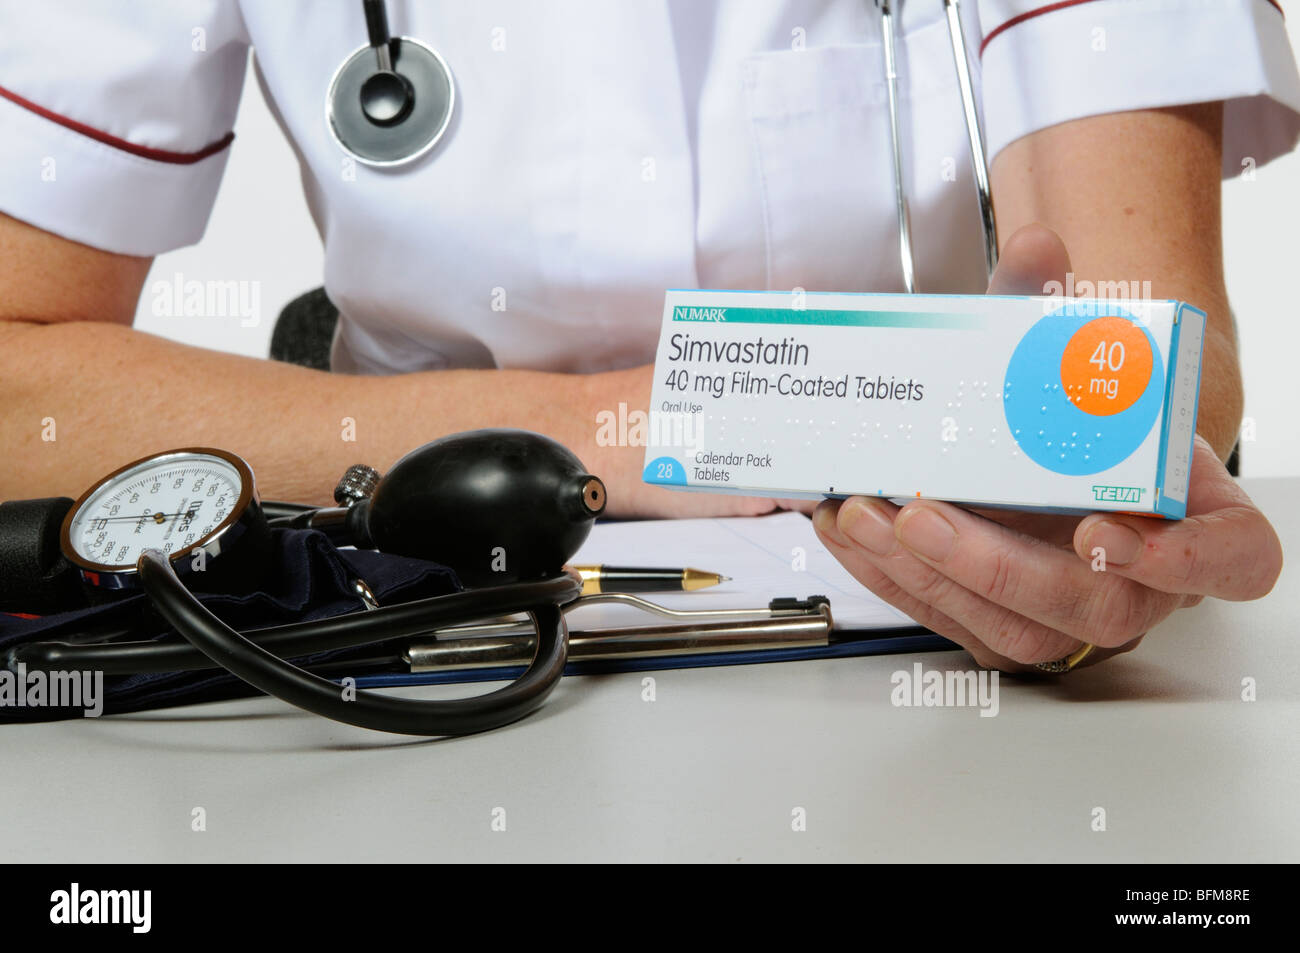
[327,0,455,167]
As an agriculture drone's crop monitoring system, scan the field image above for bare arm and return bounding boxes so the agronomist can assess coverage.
[0,212,769,517]
[990,102,1240,461]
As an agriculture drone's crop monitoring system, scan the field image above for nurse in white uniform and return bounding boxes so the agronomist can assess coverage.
[0,0,1295,672]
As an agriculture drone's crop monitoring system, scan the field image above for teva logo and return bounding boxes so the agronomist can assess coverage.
[673,306,727,322]
[1092,484,1146,503]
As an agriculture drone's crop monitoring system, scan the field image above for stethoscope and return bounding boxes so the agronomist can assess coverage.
[326,0,455,167]
[3,430,841,737]
[326,0,998,289]
[876,0,999,289]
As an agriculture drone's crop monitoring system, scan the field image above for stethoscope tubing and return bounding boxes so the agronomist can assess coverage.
[876,0,998,290]
[135,550,571,737]
[941,0,997,279]
[9,571,581,676]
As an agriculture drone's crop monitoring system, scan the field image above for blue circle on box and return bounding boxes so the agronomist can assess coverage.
[1003,302,1164,475]
[643,456,687,485]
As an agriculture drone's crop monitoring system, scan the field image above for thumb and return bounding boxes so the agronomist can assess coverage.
[1073,437,1285,601]
[986,223,1072,296]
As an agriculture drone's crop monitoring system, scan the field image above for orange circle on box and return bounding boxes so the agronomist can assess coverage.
[1059,316,1153,416]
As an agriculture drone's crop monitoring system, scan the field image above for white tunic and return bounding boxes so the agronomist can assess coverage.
[1,1,1296,374]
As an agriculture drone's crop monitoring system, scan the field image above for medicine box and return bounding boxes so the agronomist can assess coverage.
[641,290,1205,518]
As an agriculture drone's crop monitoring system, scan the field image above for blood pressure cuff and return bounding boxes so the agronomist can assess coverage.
[0,529,460,722]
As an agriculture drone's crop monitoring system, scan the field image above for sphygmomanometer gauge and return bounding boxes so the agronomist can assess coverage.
[60,448,267,590]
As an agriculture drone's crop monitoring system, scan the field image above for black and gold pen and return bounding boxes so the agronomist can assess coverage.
[570,565,731,595]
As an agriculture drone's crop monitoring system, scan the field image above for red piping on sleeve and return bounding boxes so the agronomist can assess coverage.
[981,0,1285,57]
[0,83,234,165]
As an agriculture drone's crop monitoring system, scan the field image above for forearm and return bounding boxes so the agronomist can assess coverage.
[0,318,603,507]
[991,102,1241,462]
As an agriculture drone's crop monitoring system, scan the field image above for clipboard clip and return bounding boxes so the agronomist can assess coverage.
[404,593,835,672]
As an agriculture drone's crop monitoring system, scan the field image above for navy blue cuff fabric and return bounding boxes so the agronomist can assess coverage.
[0,529,459,721]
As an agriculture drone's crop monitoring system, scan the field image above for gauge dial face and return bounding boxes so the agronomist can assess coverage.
[64,451,247,571]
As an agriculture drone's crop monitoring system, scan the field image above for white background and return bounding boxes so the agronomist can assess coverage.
[134,15,1300,478]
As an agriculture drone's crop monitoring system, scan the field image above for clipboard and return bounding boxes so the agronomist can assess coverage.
[355,511,959,688]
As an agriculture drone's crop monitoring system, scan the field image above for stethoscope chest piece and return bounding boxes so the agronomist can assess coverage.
[327,36,455,167]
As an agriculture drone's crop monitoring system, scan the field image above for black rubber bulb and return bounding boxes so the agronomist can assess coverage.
[362,429,606,588]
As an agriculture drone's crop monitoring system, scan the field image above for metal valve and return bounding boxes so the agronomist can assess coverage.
[334,464,382,507]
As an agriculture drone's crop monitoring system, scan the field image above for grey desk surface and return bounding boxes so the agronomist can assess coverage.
[1,478,1296,863]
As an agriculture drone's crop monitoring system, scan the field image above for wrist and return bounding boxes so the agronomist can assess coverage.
[1194,322,1245,464]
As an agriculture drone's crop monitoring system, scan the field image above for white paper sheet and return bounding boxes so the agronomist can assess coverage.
[569,512,920,632]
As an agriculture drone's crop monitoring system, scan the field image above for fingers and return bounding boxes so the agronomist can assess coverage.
[986,223,1072,295]
[872,497,1177,650]
[814,498,1163,670]
[816,498,1091,665]
[1075,510,1282,601]
[1073,441,1283,601]
[813,500,1035,671]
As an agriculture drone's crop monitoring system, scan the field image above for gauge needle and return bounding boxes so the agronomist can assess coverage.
[96,509,197,523]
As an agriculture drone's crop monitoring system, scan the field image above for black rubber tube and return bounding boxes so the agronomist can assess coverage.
[127,549,571,736]
[260,500,317,522]
[12,572,580,675]
[362,0,392,50]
